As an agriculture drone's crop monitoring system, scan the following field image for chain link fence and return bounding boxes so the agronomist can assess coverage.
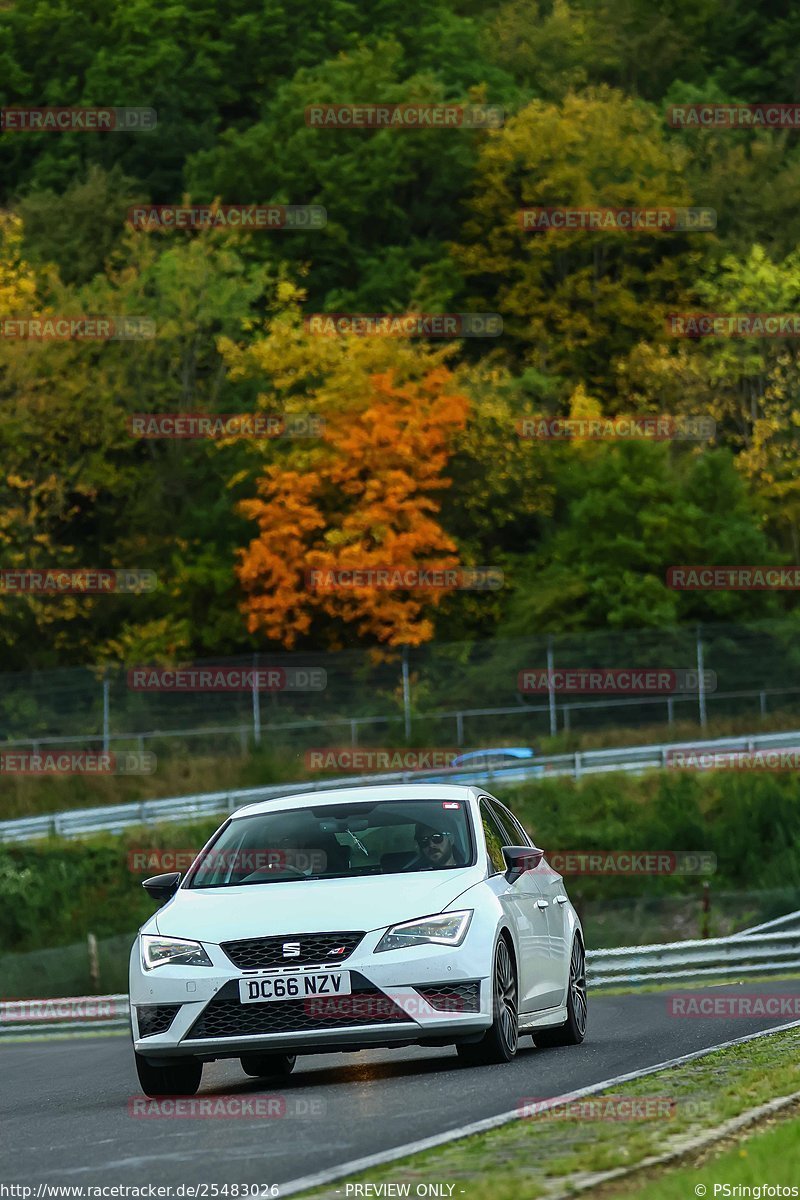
[1,619,799,761]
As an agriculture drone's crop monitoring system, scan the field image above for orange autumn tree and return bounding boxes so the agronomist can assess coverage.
[236,363,469,647]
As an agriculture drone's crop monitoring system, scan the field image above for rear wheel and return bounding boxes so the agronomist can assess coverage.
[240,1053,297,1079]
[457,937,518,1066]
[533,936,587,1048]
[135,1052,202,1097]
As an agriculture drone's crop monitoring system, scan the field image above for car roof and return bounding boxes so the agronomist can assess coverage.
[232,782,483,820]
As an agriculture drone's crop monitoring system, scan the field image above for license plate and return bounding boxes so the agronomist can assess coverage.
[239,971,352,1004]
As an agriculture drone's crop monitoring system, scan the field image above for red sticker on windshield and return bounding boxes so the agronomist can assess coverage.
[442,801,460,809]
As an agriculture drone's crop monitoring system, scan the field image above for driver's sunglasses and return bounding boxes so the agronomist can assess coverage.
[417,832,449,847]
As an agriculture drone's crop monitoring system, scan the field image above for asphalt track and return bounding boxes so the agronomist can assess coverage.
[3,979,800,1191]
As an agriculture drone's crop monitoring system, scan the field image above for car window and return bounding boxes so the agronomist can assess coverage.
[479,799,509,874]
[186,798,475,887]
[485,800,515,843]
[493,800,533,847]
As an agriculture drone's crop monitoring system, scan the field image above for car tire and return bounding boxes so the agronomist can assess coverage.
[532,935,587,1048]
[240,1053,297,1079]
[456,936,518,1065]
[135,1052,203,1097]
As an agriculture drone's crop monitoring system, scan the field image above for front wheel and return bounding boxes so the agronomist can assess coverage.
[456,937,518,1066]
[240,1054,296,1079]
[135,1052,203,1097]
[533,936,587,1048]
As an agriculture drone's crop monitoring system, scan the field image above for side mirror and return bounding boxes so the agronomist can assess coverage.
[503,845,544,884]
[142,872,181,903]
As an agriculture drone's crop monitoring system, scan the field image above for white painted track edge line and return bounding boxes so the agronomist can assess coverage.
[276,1017,800,1198]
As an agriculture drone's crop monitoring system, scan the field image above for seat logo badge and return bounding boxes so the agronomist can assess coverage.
[282,942,301,957]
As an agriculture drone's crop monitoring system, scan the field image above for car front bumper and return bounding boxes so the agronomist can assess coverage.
[130,929,494,1060]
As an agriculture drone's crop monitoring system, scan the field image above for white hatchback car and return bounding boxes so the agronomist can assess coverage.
[130,783,587,1096]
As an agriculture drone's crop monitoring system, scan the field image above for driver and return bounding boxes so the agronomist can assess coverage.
[413,821,462,869]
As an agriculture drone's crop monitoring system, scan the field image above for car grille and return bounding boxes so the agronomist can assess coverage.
[415,982,481,1013]
[184,975,414,1040]
[136,1004,182,1037]
[220,931,364,970]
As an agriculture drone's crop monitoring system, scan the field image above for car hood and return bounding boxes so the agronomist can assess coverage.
[154,865,483,943]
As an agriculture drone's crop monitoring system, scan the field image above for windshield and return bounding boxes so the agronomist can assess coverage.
[186,798,475,888]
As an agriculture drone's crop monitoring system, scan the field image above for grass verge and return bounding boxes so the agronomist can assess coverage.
[597,1109,800,1200]
[299,1024,800,1200]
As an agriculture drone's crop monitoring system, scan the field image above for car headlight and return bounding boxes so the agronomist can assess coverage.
[141,934,212,970]
[374,910,472,953]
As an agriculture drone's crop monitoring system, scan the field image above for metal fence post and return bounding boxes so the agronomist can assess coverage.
[102,676,110,753]
[402,644,411,741]
[456,711,464,746]
[546,636,557,737]
[251,657,261,747]
[696,626,707,728]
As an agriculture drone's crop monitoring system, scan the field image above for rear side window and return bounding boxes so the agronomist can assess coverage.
[493,800,533,847]
[479,799,510,874]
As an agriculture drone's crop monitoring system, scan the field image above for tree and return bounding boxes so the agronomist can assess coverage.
[223,300,469,647]
[620,244,800,555]
[497,441,781,635]
[454,88,707,394]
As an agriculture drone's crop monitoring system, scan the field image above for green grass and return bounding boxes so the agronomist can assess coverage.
[602,1110,800,1200]
[300,1025,800,1200]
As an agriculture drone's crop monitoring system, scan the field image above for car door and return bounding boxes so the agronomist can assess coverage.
[492,798,569,985]
[478,798,561,1013]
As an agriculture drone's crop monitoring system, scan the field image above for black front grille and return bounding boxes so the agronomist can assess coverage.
[136,1005,181,1037]
[221,931,364,970]
[185,975,414,1040]
[416,982,481,1013]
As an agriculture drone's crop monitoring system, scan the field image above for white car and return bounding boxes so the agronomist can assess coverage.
[130,783,587,1096]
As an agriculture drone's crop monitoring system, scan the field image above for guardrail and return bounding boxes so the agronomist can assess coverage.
[0,994,130,1036]
[586,929,800,987]
[4,916,799,1036]
[1,727,799,844]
